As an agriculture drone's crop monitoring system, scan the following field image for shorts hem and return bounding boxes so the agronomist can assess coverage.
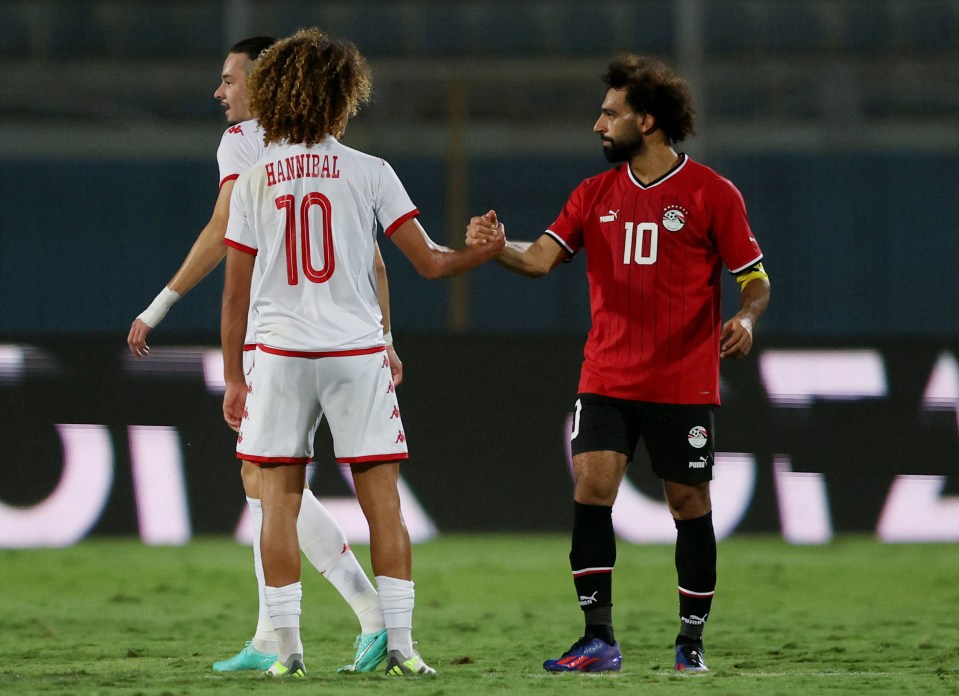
[238,453,310,465]
[337,453,409,464]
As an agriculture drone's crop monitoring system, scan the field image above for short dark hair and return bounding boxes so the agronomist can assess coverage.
[228,36,277,62]
[603,55,696,144]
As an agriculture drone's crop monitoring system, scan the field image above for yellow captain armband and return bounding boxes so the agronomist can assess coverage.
[734,262,768,291]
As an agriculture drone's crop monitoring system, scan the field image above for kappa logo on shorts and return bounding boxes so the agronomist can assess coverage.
[382,355,390,368]
[687,426,708,448]
[390,406,400,419]
[395,431,405,444]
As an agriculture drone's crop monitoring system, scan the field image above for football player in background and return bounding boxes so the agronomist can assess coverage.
[127,36,393,674]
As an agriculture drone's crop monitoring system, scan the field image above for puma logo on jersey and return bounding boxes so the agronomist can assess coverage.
[599,209,619,223]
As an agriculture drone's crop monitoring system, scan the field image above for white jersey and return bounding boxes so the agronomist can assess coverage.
[216,119,271,347]
[225,137,418,354]
[216,119,267,188]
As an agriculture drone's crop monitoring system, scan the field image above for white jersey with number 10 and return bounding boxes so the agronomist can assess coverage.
[225,136,418,355]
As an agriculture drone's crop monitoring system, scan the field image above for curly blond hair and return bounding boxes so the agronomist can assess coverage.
[248,27,372,146]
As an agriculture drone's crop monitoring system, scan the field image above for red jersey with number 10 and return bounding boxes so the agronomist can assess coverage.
[546,155,763,405]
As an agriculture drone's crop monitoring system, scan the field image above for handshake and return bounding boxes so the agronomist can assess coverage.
[465,209,506,251]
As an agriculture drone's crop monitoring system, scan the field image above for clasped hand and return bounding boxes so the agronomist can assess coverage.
[466,209,506,249]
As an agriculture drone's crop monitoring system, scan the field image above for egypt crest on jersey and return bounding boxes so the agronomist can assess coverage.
[216,119,267,189]
[224,137,418,354]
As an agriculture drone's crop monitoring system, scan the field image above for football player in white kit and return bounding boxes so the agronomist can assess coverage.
[128,37,394,673]
[221,28,505,678]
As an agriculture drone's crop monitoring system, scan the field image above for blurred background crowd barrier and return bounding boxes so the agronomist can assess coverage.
[0,0,956,545]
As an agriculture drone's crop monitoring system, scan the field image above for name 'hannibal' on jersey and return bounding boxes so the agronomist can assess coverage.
[265,153,341,186]
[224,137,418,355]
[546,155,763,405]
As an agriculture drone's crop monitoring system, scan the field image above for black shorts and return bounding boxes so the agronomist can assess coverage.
[569,393,715,485]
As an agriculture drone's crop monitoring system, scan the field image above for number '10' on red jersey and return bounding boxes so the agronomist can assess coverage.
[546,155,763,405]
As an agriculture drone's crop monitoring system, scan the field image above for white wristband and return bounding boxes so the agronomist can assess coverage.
[383,330,393,346]
[137,287,181,328]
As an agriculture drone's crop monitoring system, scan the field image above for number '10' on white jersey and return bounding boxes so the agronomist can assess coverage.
[225,136,418,355]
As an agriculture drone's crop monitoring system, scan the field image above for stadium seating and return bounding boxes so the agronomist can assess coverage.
[1,0,957,131]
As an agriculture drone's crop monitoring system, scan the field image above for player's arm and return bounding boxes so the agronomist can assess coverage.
[127,180,235,356]
[373,242,403,386]
[465,210,566,278]
[221,246,253,431]
[720,263,771,359]
[389,216,505,279]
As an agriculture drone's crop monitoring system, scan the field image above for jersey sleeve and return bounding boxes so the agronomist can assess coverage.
[545,181,587,256]
[216,121,259,190]
[708,177,763,273]
[224,176,257,255]
[373,159,418,237]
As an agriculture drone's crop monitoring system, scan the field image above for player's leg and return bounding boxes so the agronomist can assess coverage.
[239,461,279,660]
[219,458,385,672]
[665,480,713,672]
[260,462,308,677]
[237,349,318,678]
[648,403,715,673]
[321,351,431,675]
[213,350,277,672]
[544,394,633,673]
[295,487,387,673]
[297,492,383,633]
[350,461,432,675]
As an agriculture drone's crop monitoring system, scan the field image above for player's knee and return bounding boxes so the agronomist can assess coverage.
[666,481,711,519]
[240,460,262,498]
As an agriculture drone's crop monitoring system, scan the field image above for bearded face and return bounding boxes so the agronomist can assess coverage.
[600,128,645,163]
[595,88,648,163]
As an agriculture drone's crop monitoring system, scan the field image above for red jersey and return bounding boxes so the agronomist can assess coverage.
[547,155,763,405]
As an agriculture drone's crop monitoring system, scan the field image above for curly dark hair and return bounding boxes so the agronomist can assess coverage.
[603,55,696,144]
[248,27,372,146]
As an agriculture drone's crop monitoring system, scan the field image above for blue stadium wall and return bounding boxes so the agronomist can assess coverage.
[1,152,956,337]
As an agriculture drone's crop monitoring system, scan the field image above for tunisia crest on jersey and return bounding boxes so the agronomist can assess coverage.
[662,205,688,232]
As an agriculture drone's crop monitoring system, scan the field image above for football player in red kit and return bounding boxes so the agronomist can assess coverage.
[467,54,770,674]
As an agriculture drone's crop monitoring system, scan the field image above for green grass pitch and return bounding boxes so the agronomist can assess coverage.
[1,535,957,694]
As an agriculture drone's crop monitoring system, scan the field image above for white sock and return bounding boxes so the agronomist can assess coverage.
[264,582,303,662]
[324,553,385,634]
[247,497,278,655]
[376,575,414,656]
[297,490,384,634]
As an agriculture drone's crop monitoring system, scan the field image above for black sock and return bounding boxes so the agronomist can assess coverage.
[674,512,716,643]
[585,622,616,645]
[570,502,616,639]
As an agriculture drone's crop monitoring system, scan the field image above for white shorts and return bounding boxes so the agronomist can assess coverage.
[237,347,408,466]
